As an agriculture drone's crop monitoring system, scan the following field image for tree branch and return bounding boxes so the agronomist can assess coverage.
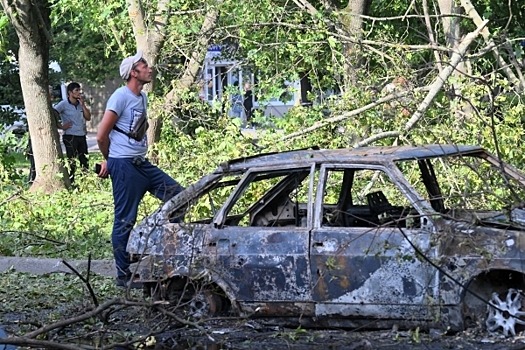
[127,0,147,45]
[403,19,487,131]
[164,5,221,107]
[62,256,99,308]
[460,0,522,91]
[281,87,427,141]
[422,0,443,73]
[22,298,123,339]
[283,20,487,146]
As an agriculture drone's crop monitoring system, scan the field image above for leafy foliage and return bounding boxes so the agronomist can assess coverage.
[0,169,114,258]
[50,0,132,84]
[2,0,525,346]
[1,74,524,258]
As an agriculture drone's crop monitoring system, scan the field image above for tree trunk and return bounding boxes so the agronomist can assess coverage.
[127,0,171,147]
[1,0,69,192]
[163,7,221,123]
[437,0,462,49]
[437,0,469,76]
[340,0,372,90]
[126,0,217,148]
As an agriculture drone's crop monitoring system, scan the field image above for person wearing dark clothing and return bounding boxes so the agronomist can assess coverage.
[243,82,253,125]
[27,146,36,183]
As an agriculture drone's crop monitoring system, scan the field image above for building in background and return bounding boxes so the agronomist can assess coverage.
[200,45,300,120]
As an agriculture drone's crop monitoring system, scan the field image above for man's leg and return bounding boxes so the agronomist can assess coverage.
[108,158,149,280]
[62,135,76,182]
[143,161,184,201]
[76,135,89,170]
[143,161,185,222]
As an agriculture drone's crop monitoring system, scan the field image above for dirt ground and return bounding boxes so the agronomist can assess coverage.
[2,276,525,350]
[150,320,525,350]
[3,312,525,349]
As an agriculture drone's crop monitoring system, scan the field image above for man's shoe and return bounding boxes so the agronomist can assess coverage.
[115,276,143,289]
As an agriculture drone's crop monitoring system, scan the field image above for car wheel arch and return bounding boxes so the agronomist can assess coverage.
[461,268,525,334]
[160,269,241,315]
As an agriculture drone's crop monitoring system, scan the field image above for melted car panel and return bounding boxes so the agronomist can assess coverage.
[129,145,525,333]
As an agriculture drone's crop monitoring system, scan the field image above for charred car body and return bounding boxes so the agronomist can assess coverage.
[128,144,525,335]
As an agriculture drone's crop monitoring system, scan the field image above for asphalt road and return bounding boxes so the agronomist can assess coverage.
[86,131,98,153]
[56,131,98,154]
[0,256,114,277]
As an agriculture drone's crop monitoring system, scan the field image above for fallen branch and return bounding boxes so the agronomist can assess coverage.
[461,0,522,91]
[0,297,163,349]
[283,20,487,147]
[23,298,124,339]
[62,255,99,307]
[355,20,487,147]
[403,19,488,132]
[155,306,216,342]
[281,87,427,142]
[353,131,401,148]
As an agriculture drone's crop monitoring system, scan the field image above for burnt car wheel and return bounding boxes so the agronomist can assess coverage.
[486,288,525,336]
[180,288,223,319]
[462,270,525,335]
[145,278,229,320]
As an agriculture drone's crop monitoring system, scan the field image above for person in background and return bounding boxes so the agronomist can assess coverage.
[54,82,91,183]
[96,51,184,288]
[243,82,254,126]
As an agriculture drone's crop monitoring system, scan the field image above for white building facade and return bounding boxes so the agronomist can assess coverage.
[200,45,301,120]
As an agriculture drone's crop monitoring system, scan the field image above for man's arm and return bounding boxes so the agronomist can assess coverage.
[53,102,72,130]
[96,110,118,160]
[52,108,72,130]
[79,95,91,121]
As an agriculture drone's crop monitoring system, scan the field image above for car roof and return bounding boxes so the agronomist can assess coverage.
[221,144,485,172]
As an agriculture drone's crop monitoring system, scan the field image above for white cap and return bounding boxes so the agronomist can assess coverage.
[119,51,143,80]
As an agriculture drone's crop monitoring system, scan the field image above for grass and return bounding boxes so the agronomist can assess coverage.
[12,151,29,167]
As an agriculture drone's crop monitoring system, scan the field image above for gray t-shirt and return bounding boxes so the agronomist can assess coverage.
[105,86,148,158]
[54,99,87,136]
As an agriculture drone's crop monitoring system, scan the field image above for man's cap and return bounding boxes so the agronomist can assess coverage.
[119,51,143,80]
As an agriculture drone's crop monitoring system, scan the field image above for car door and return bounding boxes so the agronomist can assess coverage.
[310,164,439,320]
[208,166,315,315]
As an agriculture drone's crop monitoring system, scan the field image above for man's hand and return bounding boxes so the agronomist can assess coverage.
[96,161,109,178]
[62,120,73,130]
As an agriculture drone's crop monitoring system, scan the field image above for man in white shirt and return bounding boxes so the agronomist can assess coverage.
[96,51,184,288]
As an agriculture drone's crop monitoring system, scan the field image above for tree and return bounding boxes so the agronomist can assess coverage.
[1,0,69,192]
[53,0,220,145]
[50,1,131,84]
[127,0,175,144]
[338,0,373,88]
[48,0,525,149]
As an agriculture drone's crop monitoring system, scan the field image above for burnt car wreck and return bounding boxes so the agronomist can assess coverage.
[128,144,525,335]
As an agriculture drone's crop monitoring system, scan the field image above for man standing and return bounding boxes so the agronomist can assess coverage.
[243,82,253,126]
[54,82,91,182]
[96,51,184,288]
